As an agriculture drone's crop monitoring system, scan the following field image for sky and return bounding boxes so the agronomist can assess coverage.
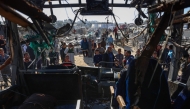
[42,0,190,23]
[0,0,189,23]
[42,0,145,23]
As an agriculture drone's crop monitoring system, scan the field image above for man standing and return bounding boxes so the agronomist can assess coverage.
[101,38,106,50]
[125,50,134,68]
[60,43,66,62]
[113,26,118,39]
[115,48,124,66]
[102,47,115,68]
[81,38,89,57]
[135,49,141,58]
[107,35,113,45]
[23,52,33,69]
[161,44,169,63]
[95,43,105,55]
[0,48,11,86]
[26,42,35,61]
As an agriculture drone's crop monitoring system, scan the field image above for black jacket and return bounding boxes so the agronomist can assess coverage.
[102,52,114,68]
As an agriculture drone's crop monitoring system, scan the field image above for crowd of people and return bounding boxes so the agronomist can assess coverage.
[0,26,190,87]
[19,31,190,86]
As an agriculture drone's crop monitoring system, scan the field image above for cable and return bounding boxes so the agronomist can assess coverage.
[63,9,80,36]
[63,0,85,24]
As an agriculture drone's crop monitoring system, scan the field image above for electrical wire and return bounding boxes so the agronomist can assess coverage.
[63,0,85,24]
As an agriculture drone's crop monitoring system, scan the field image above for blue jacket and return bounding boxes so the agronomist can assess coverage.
[102,52,115,68]
[107,37,113,44]
[93,54,102,65]
[125,59,171,109]
[81,41,89,50]
[168,50,174,59]
[126,55,134,65]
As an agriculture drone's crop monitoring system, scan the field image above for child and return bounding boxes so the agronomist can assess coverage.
[93,49,102,67]
[62,55,72,66]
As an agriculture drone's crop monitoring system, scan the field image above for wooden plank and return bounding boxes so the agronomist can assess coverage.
[0,3,30,27]
[136,12,172,83]
[0,0,51,22]
[117,95,126,109]
[173,17,189,24]
[149,0,190,13]
[132,11,172,107]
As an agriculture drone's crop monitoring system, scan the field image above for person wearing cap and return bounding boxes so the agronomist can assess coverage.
[64,43,76,64]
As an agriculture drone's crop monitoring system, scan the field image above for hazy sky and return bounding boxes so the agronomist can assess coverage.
[0,0,189,23]
[42,0,145,23]
[42,0,190,23]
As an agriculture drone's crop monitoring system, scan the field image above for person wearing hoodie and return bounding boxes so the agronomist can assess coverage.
[107,35,113,45]
[81,38,89,57]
